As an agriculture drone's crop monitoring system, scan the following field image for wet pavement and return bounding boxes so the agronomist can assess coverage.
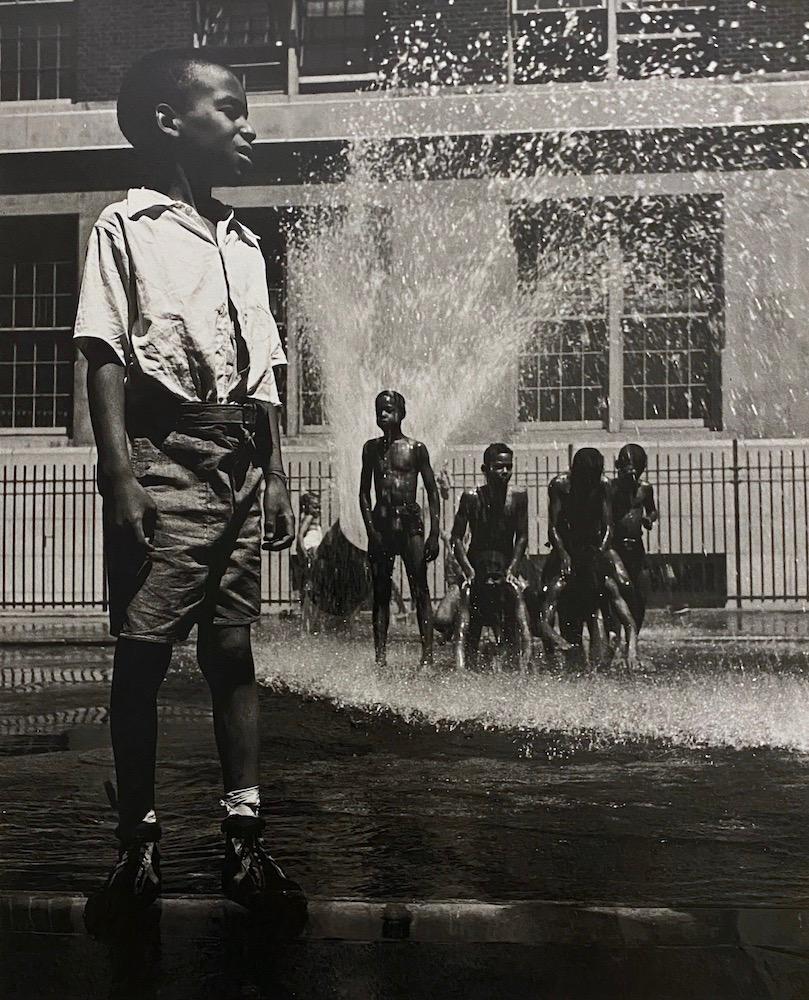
[3,611,809,998]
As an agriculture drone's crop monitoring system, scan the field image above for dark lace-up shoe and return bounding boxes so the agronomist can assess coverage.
[221,814,307,930]
[84,821,162,938]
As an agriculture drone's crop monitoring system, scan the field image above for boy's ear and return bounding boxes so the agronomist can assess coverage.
[155,102,181,140]
[480,464,488,475]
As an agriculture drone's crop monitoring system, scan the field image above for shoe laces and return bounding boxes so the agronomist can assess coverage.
[230,832,281,890]
[111,839,159,895]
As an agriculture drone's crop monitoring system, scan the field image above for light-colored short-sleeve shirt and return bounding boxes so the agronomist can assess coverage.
[73,188,286,407]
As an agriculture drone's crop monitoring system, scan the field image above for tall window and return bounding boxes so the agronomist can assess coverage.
[514,195,723,430]
[0,0,75,101]
[196,0,285,92]
[0,216,76,430]
[519,241,609,424]
[511,0,717,83]
[300,0,375,79]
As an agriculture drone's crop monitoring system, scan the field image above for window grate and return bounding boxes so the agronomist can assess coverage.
[0,0,74,101]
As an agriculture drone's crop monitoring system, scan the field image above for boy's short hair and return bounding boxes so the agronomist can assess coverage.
[617,443,648,474]
[570,447,604,491]
[375,390,406,419]
[483,443,513,467]
[117,48,234,150]
[300,491,320,514]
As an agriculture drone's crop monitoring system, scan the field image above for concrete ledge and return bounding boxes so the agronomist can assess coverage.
[1,77,809,153]
[2,892,809,951]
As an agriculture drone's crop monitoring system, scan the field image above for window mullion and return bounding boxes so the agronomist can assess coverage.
[606,0,619,81]
[607,235,623,431]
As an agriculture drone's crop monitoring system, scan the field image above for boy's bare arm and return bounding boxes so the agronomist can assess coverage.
[296,513,312,558]
[84,341,155,551]
[359,441,380,549]
[548,482,571,576]
[642,483,658,530]
[255,400,294,551]
[598,481,613,551]
[418,442,440,563]
[507,490,529,582]
[450,494,475,581]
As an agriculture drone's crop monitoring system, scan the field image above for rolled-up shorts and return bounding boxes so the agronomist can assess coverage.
[103,402,265,643]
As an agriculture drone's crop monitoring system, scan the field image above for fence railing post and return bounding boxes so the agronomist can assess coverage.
[732,438,743,609]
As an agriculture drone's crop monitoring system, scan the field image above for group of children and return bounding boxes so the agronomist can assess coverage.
[359,391,658,672]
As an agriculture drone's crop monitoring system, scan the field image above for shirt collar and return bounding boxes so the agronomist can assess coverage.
[125,188,261,246]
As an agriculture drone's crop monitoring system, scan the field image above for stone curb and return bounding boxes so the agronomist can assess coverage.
[2,892,809,950]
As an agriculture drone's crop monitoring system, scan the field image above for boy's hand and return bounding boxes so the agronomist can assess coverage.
[262,476,295,551]
[108,474,157,553]
[425,535,439,563]
[367,529,385,559]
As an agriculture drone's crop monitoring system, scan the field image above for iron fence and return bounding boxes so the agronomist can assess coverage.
[2,440,809,611]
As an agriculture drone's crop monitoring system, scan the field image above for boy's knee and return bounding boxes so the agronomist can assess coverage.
[199,625,253,672]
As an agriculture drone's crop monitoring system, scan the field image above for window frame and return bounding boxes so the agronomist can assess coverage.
[513,194,724,434]
[0,0,75,103]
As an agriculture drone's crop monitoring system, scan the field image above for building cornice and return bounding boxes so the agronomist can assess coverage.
[0,76,808,154]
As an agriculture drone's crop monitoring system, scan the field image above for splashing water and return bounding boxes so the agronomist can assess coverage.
[256,637,809,753]
[290,139,580,548]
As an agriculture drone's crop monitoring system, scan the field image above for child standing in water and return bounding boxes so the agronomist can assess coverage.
[539,448,638,667]
[359,390,440,666]
[450,443,533,671]
[606,444,658,632]
[75,49,303,930]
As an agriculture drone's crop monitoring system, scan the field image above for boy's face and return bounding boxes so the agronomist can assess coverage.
[376,396,402,431]
[483,451,513,488]
[173,64,256,185]
[616,453,641,484]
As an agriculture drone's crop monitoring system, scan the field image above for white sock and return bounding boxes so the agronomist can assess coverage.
[221,785,260,818]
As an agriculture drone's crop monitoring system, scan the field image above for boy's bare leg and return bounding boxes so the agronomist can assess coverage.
[604,579,639,669]
[636,564,651,632]
[402,534,434,666]
[454,586,476,670]
[110,637,171,835]
[456,589,483,670]
[586,612,605,667]
[370,552,395,666]
[505,584,533,672]
[538,577,573,653]
[197,624,259,792]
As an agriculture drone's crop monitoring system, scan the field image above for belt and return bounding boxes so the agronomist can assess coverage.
[128,399,263,441]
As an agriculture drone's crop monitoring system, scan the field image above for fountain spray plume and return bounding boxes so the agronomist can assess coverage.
[292,135,585,551]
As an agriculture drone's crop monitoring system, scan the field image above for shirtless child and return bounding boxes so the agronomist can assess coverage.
[359,391,440,666]
[539,448,638,667]
[450,444,532,671]
[606,443,658,632]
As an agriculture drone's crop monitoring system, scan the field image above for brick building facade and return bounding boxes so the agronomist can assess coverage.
[0,0,808,607]
[0,1,806,445]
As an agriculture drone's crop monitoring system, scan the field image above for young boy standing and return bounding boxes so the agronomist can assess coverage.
[450,444,532,671]
[607,443,658,632]
[359,390,440,667]
[75,50,302,926]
